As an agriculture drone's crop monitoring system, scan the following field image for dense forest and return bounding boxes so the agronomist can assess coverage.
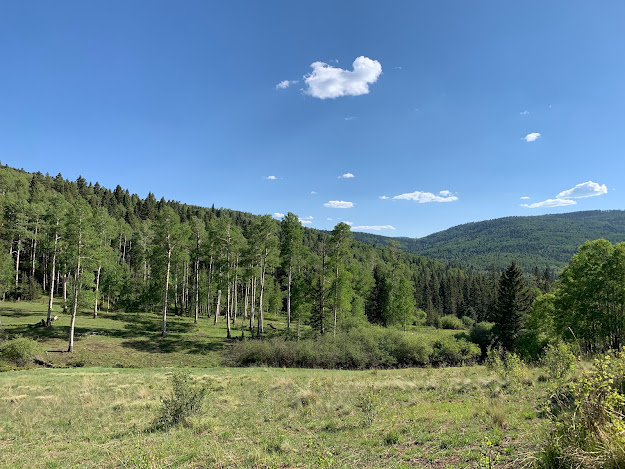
[353,210,625,272]
[0,164,545,349]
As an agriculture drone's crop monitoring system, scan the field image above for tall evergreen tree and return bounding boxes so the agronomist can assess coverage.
[493,261,531,351]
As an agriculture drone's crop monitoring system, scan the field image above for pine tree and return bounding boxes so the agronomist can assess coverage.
[493,261,531,351]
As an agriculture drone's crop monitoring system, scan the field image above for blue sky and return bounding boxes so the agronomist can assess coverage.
[1,1,624,237]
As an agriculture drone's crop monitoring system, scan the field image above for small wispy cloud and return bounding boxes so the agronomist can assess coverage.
[524,132,541,142]
[522,180,608,209]
[352,225,396,231]
[344,221,353,226]
[339,172,355,179]
[521,199,577,209]
[520,196,531,200]
[302,216,314,220]
[324,200,354,209]
[273,212,285,219]
[520,110,530,116]
[556,181,608,199]
[301,220,312,225]
[276,80,298,90]
[379,195,389,200]
[266,175,277,180]
[310,191,318,195]
[304,56,382,99]
[392,190,458,203]
[344,116,355,121]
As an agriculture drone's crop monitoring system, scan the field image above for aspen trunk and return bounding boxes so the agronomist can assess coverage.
[46,239,57,327]
[93,265,101,319]
[287,262,292,332]
[162,248,171,337]
[244,283,249,320]
[68,236,82,353]
[250,278,255,333]
[14,238,20,296]
[194,247,199,324]
[31,224,38,278]
[226,288,231,339]
[214,289,221,325]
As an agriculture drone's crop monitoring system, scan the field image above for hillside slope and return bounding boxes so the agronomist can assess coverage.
[353,210,625,272]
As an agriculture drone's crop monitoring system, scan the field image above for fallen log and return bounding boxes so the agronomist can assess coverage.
[33,358,54,368]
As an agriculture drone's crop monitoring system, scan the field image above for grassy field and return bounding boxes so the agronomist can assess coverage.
[0,301,552,468]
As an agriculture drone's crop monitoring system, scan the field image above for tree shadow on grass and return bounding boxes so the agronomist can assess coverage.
[120,335,226,355]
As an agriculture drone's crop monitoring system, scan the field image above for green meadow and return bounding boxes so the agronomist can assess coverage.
[0,301,551,468]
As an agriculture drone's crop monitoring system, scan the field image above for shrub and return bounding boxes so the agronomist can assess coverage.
[154,371,207,430]
[431,337,480,366]
[225,326,477,369]
[537,348,625,468]
[470,322,495,359]
[440,315,464,330]
[486,347,529,386]
[461,316,475,328]
[0,337,42,366]
[540,342,576,380]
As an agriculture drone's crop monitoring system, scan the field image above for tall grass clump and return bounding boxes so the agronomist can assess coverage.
[154,371,207,430]
[537,348,625,468]
[225,326,480,369]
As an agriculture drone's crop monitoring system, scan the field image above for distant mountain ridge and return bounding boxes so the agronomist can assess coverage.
[352,210,625,272]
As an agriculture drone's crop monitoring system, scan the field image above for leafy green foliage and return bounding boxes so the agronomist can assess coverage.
[0,336,42,367]
[225,327,479,369]
[538,348,625,468]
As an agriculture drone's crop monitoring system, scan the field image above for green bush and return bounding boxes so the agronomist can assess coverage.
[470,322,495,359]
[540,342,576,380]
[461,316,475,328]
[154,371,207,430]
[537,348,625,468]
[440,315,464,330]
[431,337,480,366]
[224,326,479,369]
[0,337,42,367]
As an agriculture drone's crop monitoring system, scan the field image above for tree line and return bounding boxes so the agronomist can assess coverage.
[1,165,547,352]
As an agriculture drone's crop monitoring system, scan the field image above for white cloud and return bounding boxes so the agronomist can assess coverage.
[266,175,277,180]
[556,181,608,199]
[520,196,531,200]
[304,56,382,99]
[344,116,355,121]
[273,212,285,219]
[302,215,314,220]
[379,195,389,200]
[521,198,577,209]
[524,132,541,142]
[276,80,298,90]
[310,191,318,195]
[326,218,332,221]
[324,200,354,208]
[352,225,396,231]
[301,220,312,225]
[520,110,530,116]
[344,221,353,226]
[339,172,355,179]
[392,190,458,203]
[439,190,452,197]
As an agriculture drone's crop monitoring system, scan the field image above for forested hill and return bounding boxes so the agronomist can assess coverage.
[353,211,625,272]
[0,164,509,327]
